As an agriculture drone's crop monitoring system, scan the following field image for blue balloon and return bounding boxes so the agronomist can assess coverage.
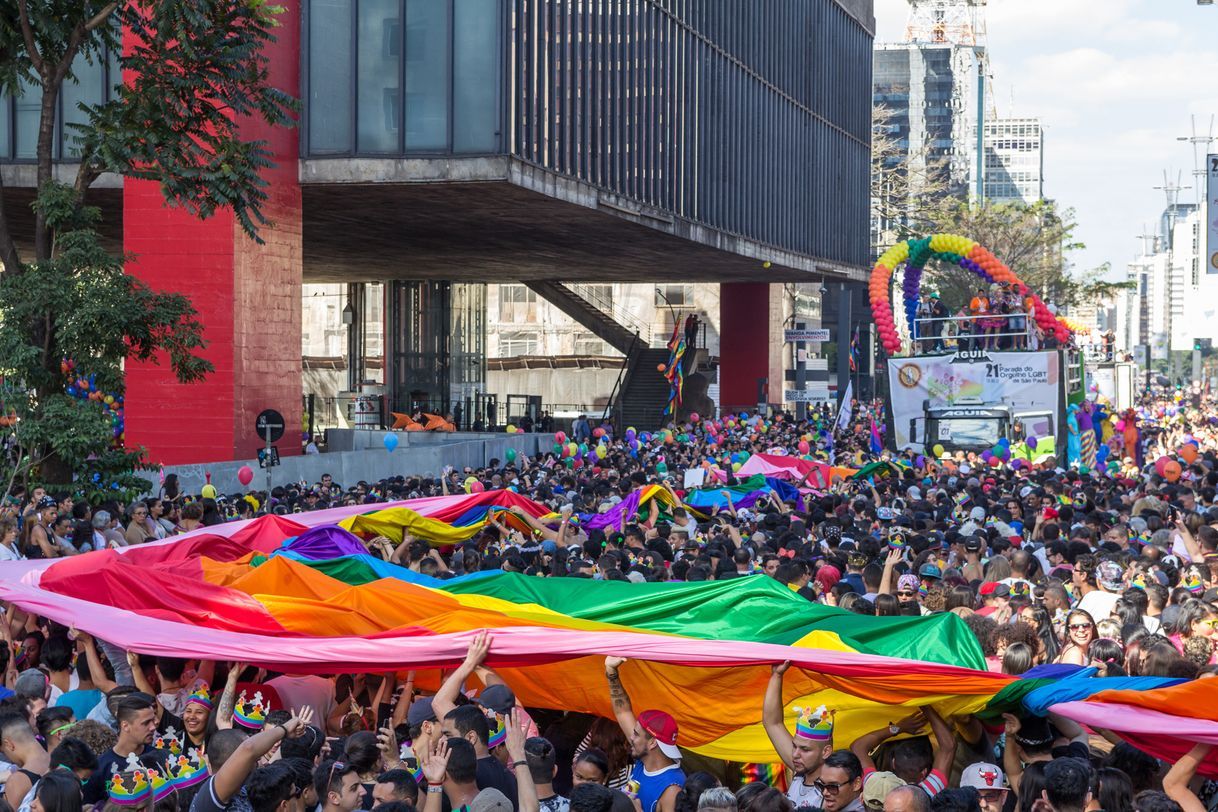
[1097,445,1110,462]
[383,432,399,452]
[66,387,77,397]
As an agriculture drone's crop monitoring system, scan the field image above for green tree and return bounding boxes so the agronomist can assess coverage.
[0,1,295,495]
[920,199,1089,311]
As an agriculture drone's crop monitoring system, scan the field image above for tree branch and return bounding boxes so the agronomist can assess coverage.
[15,0,45,75]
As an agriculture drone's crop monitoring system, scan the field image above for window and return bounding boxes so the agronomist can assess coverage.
[498,331,540,357]
[574,333,608,356]
[655,284,694,308]
[357,0,401,152]
[497,285,537,323]
[405,0,449,150]
[308,0,354,153]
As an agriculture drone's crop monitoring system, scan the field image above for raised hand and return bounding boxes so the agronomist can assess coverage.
[422,738,451,785]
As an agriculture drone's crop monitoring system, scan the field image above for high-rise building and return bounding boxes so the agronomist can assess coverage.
[983,118,1044,204]
[873,42,981,196]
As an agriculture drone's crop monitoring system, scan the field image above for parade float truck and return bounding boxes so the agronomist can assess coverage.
[886,347,1085,463]
[868,233,1088,466]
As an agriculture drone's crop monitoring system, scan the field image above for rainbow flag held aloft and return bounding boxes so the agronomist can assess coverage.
[0,492,1182,763]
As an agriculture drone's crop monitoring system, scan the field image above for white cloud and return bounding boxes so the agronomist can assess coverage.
[872,0,1218,277]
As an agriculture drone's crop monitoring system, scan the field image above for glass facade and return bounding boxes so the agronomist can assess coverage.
[387,280,486,417]
[305,0,502,156]
[0,42,122,161]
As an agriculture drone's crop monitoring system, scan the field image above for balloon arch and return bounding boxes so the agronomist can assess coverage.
[868,234,1073,356]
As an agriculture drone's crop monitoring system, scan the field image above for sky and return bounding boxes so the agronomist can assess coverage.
[872,0,1218,279]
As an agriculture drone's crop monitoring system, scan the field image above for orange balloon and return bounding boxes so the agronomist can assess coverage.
[1180,445,1198,463]
[657,364,666,372]
[1164,460,1182,482]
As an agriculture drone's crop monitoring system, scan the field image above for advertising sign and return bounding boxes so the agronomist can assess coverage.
[887,350,1061,449]
[1209,154,1218,274]
[784,329,831,343]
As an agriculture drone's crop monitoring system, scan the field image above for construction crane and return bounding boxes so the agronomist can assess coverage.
[904,0,993,200]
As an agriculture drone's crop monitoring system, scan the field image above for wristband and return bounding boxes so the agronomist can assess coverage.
[427,787,444,794]
[510,760,528,769]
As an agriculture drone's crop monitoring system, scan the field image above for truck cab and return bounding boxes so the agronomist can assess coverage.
[910,400,1058,457]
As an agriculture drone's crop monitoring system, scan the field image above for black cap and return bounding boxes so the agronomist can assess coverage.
[476,684,516,715]
[406,697,436,726]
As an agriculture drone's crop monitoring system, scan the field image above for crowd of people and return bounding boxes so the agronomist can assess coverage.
[2,388,1218,812]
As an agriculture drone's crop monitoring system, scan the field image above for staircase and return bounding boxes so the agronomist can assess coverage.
[524,282,674,431]
[524,281,641,355]
[617,347,675,432]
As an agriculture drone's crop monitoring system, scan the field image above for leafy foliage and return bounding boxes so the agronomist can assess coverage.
[0,1,296,490]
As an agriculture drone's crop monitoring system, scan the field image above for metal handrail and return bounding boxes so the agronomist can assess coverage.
[565,283,652,346]
[608,331,641,433]
[911,312,1035,349]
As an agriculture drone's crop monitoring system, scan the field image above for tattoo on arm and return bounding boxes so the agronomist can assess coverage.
[607,673,629,710]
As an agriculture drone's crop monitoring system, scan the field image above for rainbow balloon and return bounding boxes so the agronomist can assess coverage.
[869,234,1073,356]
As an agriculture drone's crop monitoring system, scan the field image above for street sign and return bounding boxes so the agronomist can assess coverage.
[257,446,281,469]
[784,328,831,343]
[255,409,286,443]
[784,389,832,403]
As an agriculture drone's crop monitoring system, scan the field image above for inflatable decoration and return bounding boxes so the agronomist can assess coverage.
[869,235,1074,356]
[61,358,125,447]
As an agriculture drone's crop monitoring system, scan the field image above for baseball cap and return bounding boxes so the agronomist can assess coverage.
[919,563,942,580]
[964,535,984,553]
[862,772,906,810]
[15,668,49,701]
[36,496,57,510]
[978,582,1010,598]
[476,684,516,715]
[470,788,513,812]
[406,697,437,727]
[638,710,681,760]
[960,762,1008,792]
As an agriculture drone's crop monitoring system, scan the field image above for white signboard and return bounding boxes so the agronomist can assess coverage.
[784,329,831,343]
[784,389,832,403]
[887,350,1062,450]
[683,468,706,489]
[1209,154,1218,275]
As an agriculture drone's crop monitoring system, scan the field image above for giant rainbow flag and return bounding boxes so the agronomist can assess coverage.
[0,490,1197,765]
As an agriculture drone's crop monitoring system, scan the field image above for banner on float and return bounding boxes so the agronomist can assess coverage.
[1208,154,1218,275]
[887,350,1061,449]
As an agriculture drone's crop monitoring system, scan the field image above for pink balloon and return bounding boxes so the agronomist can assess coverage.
[237,465,254,487]
[469,480,485,493]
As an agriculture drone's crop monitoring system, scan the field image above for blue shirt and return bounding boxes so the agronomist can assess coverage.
[57,688,103,721]
[628,762,684,812]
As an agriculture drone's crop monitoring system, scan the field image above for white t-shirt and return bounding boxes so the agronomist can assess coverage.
[1076,589,1120,624]
[0,543,23,562]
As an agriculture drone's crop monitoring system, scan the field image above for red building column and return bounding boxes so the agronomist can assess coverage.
[719,282,782,413]
[123,2,302,466]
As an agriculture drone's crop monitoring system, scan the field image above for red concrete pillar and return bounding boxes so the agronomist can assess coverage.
[719,283,782,413]
[123,2,302,466]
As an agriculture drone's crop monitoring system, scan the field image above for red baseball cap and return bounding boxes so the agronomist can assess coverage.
[638,710,681,760]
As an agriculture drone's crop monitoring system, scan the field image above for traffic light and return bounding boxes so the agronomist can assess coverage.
[1196,339,1204,351]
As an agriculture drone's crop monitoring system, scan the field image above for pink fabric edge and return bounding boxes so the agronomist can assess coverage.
[0,573,1013,685]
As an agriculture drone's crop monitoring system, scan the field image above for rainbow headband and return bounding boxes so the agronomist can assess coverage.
[185,683,214,711]
[793,705,834,742]
[233,691,269,730]
[108,755,156,806]
[487,712,507,749]
[169,752,209,791]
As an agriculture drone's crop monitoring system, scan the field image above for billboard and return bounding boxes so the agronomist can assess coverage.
[1209,154,1218,275]
[887,350,1061,449]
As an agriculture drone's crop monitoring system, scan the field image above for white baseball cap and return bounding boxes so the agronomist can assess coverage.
[960,763,1008,793]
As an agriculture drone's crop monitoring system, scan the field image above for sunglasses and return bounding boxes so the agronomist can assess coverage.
[327,761,347,791]
[813,780,846,794]
[897,590,916,597]
[1068,623,1093,631]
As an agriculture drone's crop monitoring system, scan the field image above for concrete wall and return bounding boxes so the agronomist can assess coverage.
[153,431,550,495]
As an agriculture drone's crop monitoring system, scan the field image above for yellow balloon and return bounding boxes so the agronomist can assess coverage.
[932,444,945,457]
